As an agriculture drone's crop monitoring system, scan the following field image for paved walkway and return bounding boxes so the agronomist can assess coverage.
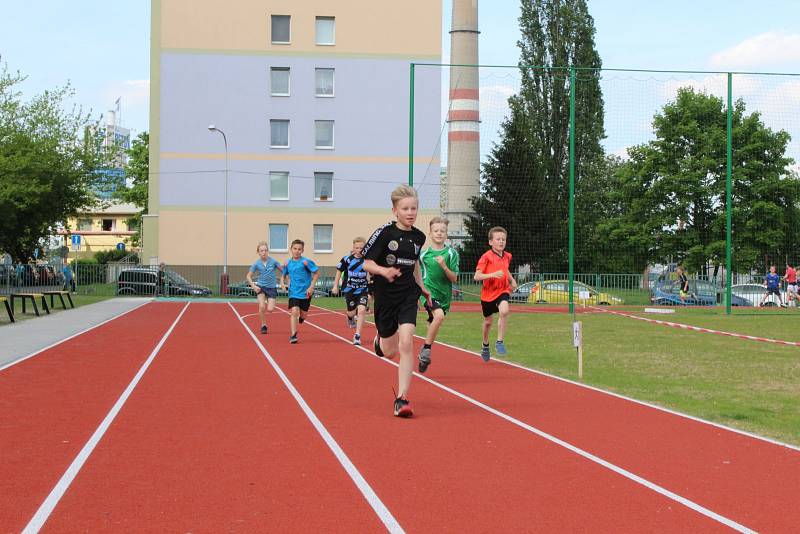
[0,298,151,370]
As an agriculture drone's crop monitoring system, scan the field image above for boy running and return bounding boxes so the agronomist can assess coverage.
[332,237,370,345]
[784,262,797,307]
[246,241,283,334]
[417,217,460,374]
[474,227,517,361]
[363,185,431,417]
[282,239,320,343]
[760,264,785,307]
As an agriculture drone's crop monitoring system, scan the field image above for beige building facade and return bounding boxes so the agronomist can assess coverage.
[61,203,139,260]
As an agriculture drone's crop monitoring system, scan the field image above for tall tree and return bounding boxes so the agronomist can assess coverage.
[0,64,99,262]
[116,131,148,247]
[463,0,606,273]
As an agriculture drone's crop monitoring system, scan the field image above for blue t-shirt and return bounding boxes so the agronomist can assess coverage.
[766,272,780,289]
[284,257,319,299]
[337,254,368,294]
[62,265,73,281]
[249,257,282,288]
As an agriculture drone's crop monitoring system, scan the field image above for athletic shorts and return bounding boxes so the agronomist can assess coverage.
[481,293,510,317]
[766,287,781,296]
[288,297,311,312]
[423,298,448,323]
[257,285,278,299]
[345,292,369,311]
[374,291,419,338]
[679,290,689,298]
[788,284,797,294]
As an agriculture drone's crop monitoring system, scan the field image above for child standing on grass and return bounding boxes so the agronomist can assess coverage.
[363,185,431,418]
[783,263,797,307]
[247,241,283,334]
[474,227,517,362]
[283,239,320,343]
[417,217,459,374]
[760,264,785,307]
[331,237,370,346]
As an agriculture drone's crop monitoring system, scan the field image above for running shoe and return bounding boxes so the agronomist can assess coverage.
[418,346,432,374]
[393,397,413,418]
[495,340,507,356]
[353,334,361,346]
[480,344,491,362]
[290,334,298,344]
[260,325,268,334]
[373,335,385,357]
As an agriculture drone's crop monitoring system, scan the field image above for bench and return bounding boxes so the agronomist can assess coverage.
[43,290,75,310]
[10,293,50,316]
[0,296,13,322]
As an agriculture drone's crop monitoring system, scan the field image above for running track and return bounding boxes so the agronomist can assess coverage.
[1,301,798,532]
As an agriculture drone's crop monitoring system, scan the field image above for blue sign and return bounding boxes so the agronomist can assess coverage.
[116,242,126,251]
[71,235,81,245]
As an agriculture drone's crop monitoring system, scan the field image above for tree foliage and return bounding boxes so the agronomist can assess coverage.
[116,131,148,247]
[0,63,99,262]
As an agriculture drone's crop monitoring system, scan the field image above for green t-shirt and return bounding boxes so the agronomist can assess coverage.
[420,245,460,309]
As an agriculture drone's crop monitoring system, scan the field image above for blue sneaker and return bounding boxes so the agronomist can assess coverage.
[480,344,490,362]
[495,340,507,355]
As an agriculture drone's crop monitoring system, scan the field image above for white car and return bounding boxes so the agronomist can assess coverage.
[730,283,791,307]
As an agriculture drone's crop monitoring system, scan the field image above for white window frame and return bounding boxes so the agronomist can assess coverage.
[315,16,335,46]
[314,172,334,202]
[269,224,289,252]
[313,224,334,253]
[315,68,335,97]
[270,67,290,96]
[269,171,290,200]
[271,15,291,44]
[77,218,93,232]
[314,120,334,150]
[270,119,290,148]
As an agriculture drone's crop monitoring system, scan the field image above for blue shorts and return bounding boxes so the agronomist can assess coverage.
[257,285,278,299]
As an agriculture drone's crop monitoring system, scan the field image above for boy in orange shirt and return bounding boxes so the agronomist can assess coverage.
[474,226,517,361]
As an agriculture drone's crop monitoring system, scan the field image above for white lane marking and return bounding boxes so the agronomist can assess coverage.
[1,300,152,372]
[23,302,191,533]
[231,304,404,534]
[298,308,756,533]
[311,304,800,453]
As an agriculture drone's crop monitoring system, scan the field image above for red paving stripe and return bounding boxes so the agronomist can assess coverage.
[237,303,736,532]
[308,305,800,533]
[43,303,387,532]
[0,302,184,532]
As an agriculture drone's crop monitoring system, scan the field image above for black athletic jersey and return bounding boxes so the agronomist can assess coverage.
[363,221,426,298]
[337,254,368,294]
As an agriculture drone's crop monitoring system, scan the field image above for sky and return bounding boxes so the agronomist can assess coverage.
[1,0,799,140]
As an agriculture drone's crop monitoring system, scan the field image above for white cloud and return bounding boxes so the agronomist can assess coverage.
[709,31,800,71]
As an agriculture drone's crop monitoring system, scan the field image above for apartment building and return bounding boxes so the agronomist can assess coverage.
[144,0,442,265]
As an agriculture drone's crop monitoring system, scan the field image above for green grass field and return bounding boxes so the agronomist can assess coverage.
[314,298,800,446]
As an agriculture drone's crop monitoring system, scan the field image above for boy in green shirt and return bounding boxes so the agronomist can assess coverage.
[418,217,460,374]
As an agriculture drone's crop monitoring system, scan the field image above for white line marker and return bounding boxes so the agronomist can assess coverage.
[230,304,404,534]
[23,302,190,533]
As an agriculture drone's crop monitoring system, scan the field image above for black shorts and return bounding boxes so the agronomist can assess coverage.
[257,286,278,299]
[374,291,419,338]
[288,297,311,312]
[766,287,781,296]
[481,293,510,317]
[423,298,447,323]
[367,281,375,295]
[345,292,369,311]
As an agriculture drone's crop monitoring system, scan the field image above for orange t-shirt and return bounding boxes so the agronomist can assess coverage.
[476,249,512,302]
[786,267,797,284]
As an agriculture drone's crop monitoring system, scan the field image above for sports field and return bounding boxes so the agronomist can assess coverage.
[2,300,798,532]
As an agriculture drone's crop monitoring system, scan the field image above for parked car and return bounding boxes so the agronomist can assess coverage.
[651,279,717,306]
[226,280,288,298]
[730,283,788,307]
[512,280,624,305]
[117,268,212,297]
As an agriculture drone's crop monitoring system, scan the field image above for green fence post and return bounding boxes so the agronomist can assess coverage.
[726,72,733,315]
[408,63,416,187]
[568,67,576,314]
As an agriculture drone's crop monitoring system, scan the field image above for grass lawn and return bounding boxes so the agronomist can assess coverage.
[315,298,800,446]
[0,293,114,325]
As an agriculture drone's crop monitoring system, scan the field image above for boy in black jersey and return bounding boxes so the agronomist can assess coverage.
[363,185,431,418]
[332,236,370,345]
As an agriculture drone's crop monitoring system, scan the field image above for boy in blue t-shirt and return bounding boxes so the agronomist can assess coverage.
[282,239,320,343]
[759,264,785,307]
[247,241,283,334]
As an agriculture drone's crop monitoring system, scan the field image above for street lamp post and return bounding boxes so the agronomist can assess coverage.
[208,125,229,296]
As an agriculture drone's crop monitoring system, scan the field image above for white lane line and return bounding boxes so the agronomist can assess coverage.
[23,302,191,534]
[230,304,404,534]
[1,300,152,373]
[297,309,755,534]
[311,304,800,453]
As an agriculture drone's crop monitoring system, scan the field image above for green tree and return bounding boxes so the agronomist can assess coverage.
[598,88,798,274]
[116,131,148,247]
[463,0,606,273]
[0,64,99,262]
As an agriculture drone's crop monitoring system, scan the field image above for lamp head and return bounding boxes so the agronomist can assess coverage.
[207,124,216,131]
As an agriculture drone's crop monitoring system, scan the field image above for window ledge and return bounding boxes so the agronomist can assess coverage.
[315,146,335,150]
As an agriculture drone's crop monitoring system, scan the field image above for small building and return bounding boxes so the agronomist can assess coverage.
[60,202,140,260]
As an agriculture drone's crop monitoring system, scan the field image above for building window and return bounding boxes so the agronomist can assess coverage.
[271,15,290,44]
[270,119,289,148]
[269,171,289,200]
[315,17,335,45]
[270,67,290,96]
[315,68,334,97]
[269,224,289,252]
[77,218,92,231]
[313,224,333,252]
[315,120,334,149]
[101,219,115,232]
[314,172,333,201]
